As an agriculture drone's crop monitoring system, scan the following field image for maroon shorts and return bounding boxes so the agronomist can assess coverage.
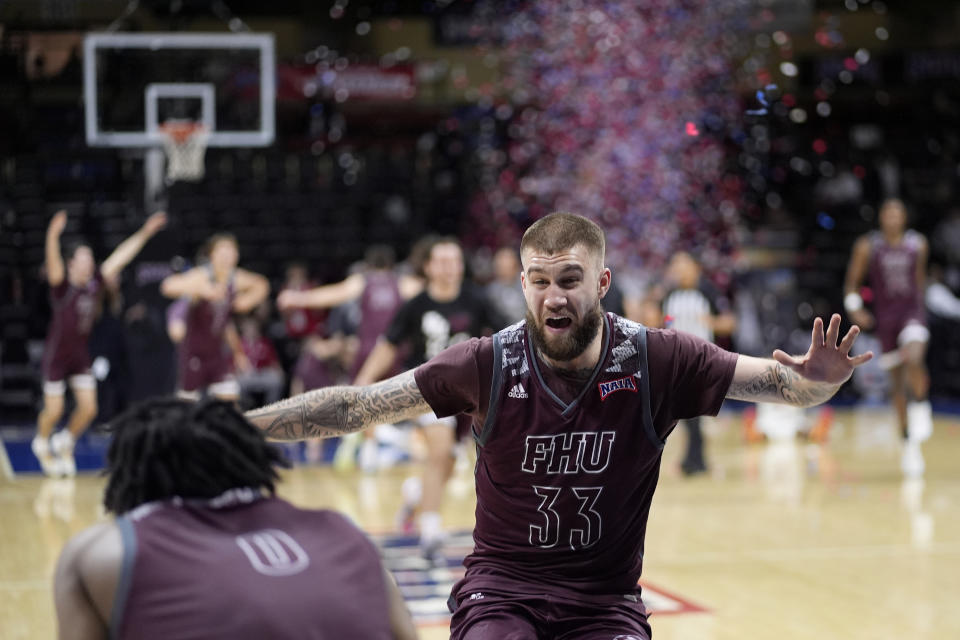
[875,310,927,354]
[42,347,92,384]
[178,349,234,393]
[448,582,651,640]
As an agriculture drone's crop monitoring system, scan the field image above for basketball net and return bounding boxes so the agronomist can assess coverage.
[159,121,209,183]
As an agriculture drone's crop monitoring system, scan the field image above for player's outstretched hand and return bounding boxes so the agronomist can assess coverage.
[48,210,67,236]
[143,211,168,235]
[772,313,873,385]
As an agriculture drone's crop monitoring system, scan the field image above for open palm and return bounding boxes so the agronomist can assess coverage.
[773,314,873,385]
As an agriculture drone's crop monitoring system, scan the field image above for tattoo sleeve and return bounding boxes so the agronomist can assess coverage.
[726,361,840,407]
[245,369,431,440]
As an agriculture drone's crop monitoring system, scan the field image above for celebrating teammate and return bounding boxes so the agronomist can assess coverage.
[54,397,417,640]
[277,244,423,470]
[353,236,503,555]
[32,209,167,477]
[160,233,269,401]
[247,212,872,639]
[277,244,423,380]
[844,197,932,475]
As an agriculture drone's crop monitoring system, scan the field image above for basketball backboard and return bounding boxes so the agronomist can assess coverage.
[83,32,275,148]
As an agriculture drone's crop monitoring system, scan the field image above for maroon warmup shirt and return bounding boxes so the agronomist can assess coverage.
[867,230,926,352]
[177,268,236,391]
[415,314,737,598]
[352,271,405,379]
[42,271,104,381]
[113,490,393,639]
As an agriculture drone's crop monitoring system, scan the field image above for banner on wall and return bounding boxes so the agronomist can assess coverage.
[278,63,417,102]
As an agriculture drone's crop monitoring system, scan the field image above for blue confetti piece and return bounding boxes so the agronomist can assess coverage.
[745,108,768,116]
[756,90,769,107]
[816,212,836,230]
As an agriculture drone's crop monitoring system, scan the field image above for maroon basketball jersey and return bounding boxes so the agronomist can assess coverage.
[464,315,662,595]
[868,230,925,322]
[352,271,404,378]
[44,271,103,362]
[182,269,235,359]
[113,490,393,639]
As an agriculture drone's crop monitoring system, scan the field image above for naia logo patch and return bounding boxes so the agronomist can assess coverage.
[598,375,637,401]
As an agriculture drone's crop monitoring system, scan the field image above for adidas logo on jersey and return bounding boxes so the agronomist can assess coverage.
[508,383,529,399]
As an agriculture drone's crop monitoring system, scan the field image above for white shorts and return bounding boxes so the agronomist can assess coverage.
[208,378,241,398]
[898,322,930,347]
[43,374,96,396]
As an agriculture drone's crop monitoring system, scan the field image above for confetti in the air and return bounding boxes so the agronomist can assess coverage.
[466,0,750,275]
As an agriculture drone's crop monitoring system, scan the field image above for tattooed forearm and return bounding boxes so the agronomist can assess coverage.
[245,388,351,440]
[244,370,431,440]
[727,362,840,407]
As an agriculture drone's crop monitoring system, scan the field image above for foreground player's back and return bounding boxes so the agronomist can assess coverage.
[115,493,394,639]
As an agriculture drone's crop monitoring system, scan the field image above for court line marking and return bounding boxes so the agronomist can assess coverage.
[0,436,15,480]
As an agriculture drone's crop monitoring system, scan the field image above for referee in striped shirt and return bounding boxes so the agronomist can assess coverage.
[660,252,737,475]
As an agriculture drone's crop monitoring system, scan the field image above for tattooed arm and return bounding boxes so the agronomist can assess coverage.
[726,314,874,408]
[245,369,431,440]
[727,357,843,407]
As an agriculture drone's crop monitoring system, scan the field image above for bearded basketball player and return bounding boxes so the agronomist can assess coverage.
[247,212,872,639]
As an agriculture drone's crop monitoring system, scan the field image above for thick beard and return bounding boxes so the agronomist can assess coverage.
[526,304,604,363]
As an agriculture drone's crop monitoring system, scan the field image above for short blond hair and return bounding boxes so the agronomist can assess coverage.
[520,212,605,266]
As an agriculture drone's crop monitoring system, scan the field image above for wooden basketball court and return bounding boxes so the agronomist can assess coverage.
[2,406,959,639]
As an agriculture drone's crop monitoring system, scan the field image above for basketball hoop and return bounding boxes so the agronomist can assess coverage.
[159,121,209,183]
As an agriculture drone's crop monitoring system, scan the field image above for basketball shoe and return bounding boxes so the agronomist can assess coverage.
[50,429,77,478]
[31,436,59,477]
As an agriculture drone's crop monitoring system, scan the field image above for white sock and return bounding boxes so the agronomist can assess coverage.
[401,476,422,506]
[907,401,933,443]
[31,436,50,457]
[52,430,75,454]
[901,441,925,477]
[358,439,379,472]
[419,511,443,542]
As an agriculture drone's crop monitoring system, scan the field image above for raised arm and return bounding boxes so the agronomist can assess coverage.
[276,273,365,311]
[100,211,167,281]
[726,314,873,407]
[232,269,270,314]
[45,210,68,286]
[398,273,424,300]
[161,267,223,301]
[245,369,430,440]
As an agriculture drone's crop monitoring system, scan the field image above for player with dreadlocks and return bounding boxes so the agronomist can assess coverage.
[54,397,417,640]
